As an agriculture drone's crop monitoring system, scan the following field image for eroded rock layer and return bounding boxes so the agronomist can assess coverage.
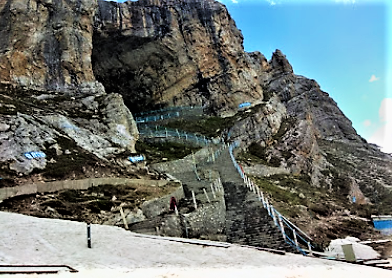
[93,0,267,114]
[0,0,103,94]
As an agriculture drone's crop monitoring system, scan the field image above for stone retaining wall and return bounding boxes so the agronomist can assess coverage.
[0,178,172,201]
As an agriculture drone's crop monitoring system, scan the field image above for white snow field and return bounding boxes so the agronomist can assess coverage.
[0,211,391,278]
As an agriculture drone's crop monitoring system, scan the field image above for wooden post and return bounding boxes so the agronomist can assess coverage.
[174,205,179,216]
[203,188,211,203]
[120,207,129,230]
[210,183,216,199]
[192,190,197,209]
[156,226,160,236]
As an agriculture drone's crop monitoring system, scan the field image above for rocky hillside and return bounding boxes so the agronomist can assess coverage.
[1,0,392,245]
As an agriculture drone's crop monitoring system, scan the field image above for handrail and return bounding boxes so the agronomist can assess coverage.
[278,211,313,242]
[139,125,213,147]
[135,106,203,117]
[133,106,313,254]
[228,140,314,255]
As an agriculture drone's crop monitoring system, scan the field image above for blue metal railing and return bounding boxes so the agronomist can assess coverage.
[139,125,213,147]
[228,140,313,255]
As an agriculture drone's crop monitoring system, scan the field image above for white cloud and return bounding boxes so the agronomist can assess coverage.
[369,74,380,83]
[368,98,392,153]
[266,0,277,5]
[232,0,239,3]
[363,120,372,127]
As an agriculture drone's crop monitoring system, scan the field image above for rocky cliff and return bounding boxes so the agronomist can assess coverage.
[92,0,267,115]
[0,0,103,93]
[1,0,392,244]
[0,0,139,179]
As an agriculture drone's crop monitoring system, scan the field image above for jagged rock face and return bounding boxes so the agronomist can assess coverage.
[92,0,267,115]
[0,86,138,176]
[229,51,392,212]
[0,0,268,114]
[0,0,139,177]
[0,0,104,94]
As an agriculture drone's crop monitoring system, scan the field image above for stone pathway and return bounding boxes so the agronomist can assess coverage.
[131,145,295,252]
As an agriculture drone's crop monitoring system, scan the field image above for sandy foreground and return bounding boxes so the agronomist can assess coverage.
[0,212,391,278]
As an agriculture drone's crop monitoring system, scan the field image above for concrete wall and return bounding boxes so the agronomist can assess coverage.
[0,178,172,201]
[141,186,185,218]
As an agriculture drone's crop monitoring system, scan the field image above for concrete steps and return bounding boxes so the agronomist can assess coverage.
[215,150,295,252]
[130,146,297,253]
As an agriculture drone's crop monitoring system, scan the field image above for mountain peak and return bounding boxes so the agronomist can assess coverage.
[270,49,293,75]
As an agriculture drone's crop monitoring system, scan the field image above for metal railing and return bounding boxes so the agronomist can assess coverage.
[135,106,203,117]
[139,125,213,147]
[134,107,314,254]
[135,111,180,124]
[135,106,203,123]
[228,141,314,255]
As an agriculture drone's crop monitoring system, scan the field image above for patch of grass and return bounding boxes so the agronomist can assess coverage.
[254,176,308,207]
[238,142,282,167]
[162,116,232,138]
[161,104,267,138]
[136,140,200,163]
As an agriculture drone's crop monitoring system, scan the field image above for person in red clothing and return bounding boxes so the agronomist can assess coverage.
[169,196,177,212]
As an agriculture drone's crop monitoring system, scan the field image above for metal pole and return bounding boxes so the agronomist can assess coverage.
[278,216,286,240]
[308,242,313,256]
[293,230,299,248]
[192,190,197,209]
[265,198,270,215]
[271,208,278,227]
[210,183,216,199]
[87,223,91,248]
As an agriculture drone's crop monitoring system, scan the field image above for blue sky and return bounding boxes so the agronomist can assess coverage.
[110,0,392,152]
[216,0,392,152]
